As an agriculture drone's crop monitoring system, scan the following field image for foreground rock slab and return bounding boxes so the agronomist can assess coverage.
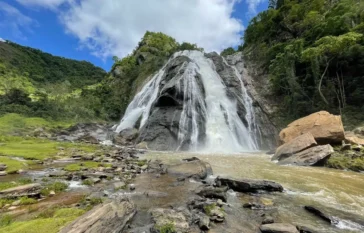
[260,223,299,233]
[278,145,334,166]
[273,133,317,161]
[59,198,136,233]
[216,177,283,193]
[304,206,338,224]
[279,111,344,144]
[0,183,41,198]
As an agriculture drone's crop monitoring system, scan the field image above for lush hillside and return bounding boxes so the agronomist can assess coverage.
[0,40,107,121]
[242,0,364,128]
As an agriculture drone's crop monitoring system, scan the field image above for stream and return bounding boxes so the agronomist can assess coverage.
[139,151,364,233]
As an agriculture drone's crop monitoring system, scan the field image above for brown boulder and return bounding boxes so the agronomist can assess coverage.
[345,132,364,145]
[59,198,136,233]
[279,111,344,145]
[167,159,213,179]
[278,144,334,166]
[272,133,317,161]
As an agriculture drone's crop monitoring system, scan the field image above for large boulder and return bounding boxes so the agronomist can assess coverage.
[59,198,136,233]
[272,133,317,161]
[150,208,190,233]
[260,223,299,233]
[0,183,41,198]
[279,111,345,145]
[167,159,213,179]
[345,132,364,145]
[215,177,283,193]
[278,144,334,166]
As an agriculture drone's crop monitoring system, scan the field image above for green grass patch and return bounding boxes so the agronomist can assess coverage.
[137,160,147,167]
[0,136,99,161]
[0,208,85,233]
[40,182,68,196]
[156,222,176,233]
[81,179,94,186]
[203,203,216,216]
[19,197,37,205]
[64,161,100,172]
[0,156,27,174]
[326,153,364,172]
[0,113,73,136]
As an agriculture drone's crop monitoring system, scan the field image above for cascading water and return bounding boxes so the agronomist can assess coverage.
[115,50,259,152]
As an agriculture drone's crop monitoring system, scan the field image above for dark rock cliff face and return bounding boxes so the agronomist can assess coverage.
[124,51,278,151]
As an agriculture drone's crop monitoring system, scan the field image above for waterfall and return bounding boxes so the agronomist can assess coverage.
[115,50,259,152]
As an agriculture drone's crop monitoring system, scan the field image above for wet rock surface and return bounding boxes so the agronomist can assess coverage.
[216,176,284,193]
[0,183,41,198]
[278,145,334,166]
[260,223,299,233]
[59,198,136,233]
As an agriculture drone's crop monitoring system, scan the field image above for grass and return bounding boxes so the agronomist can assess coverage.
[203,203,216,216]
[0,208,85,233]
[326,155,364,172]
[19,197,37,205]
[0,136,99,161]
[64,161,100,172]
[0,156,28,174]
[0,178,32,191]
[137,160,147,167]
[0,113,73,136]
[40,182,68,196]
[81,179,94,186]
[156,222,176,233]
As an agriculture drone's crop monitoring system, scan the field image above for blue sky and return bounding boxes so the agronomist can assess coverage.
[0,0,268,71]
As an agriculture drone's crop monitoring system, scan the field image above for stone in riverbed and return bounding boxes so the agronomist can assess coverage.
[167,159,213,179]
[278,145,333,166]
[304,206,338,224]
[0,171,7,176]
[272,133,317,161]
[260,223,299,233]
[198,214,210,230]
[59,198,136,233]
[196,186,228,202]
[279,111,345,145]
[215,177,283,193]
[150,208,190,233]
[49,171,68,177]
[0,183,41,198]
[0,163,7,171]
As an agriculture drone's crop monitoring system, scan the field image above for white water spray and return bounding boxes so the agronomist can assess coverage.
[115,50,259,152]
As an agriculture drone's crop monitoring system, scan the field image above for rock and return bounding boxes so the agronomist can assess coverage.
[341,143,352,151]
[0,171,7,176]
[49,191,56,196]
[0,163,7,171]
[296,225,318,233]
[0,183,41,198]
[196,186,228,202]
[208,205,225,222]
[345,132,364,145]
[279,111,345,145]
[272,133,317,161]
[81,172,114,180]
[167,160,213,179]
[262,217,275,225]
[140,165,148,170]
[216,176,283,193]
[12,200,21,206]
[243,202,266,210]
[113,181,126,190]
[278,145,334,166]
[354,127,364,136]
[260,223,299,233]
[304,206,338,224]
[150,208,190,233]
[59,198,136,233]
[79,134,99,144]
[129,184,136,191]
[49,171,67,177]
[199,214,210,230]
[136,141,148,150]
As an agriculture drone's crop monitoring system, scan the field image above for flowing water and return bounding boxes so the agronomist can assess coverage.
[141,151,364,233]
[115,50,258,152]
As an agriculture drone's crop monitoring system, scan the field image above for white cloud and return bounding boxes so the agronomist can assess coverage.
[0,2,37,39]
[0,38,6,43]
[17,0,244,59]
[16,0,70,9]
[246,0,266,14]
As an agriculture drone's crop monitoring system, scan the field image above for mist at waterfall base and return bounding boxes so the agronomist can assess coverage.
[115,51,261,153]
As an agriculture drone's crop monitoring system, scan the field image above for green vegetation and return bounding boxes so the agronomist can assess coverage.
[40,182,68,196]
[0,215,13,227]
[64,161,100,172]
[221,47,236,57]
[0,156,27,174]
[19,197,37,205]
[156,222,176,233]
[0,208,85,233]
[137,159,147,167]
[326,151,364,172]
[0,178,32,191]
[0,136,98,160]
[242,0,364,127]
[81,179,94,186]
[203,203,217,216]
[0,113,72,135]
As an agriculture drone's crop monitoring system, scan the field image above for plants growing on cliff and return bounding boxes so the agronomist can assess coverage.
[242,0,364,125]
